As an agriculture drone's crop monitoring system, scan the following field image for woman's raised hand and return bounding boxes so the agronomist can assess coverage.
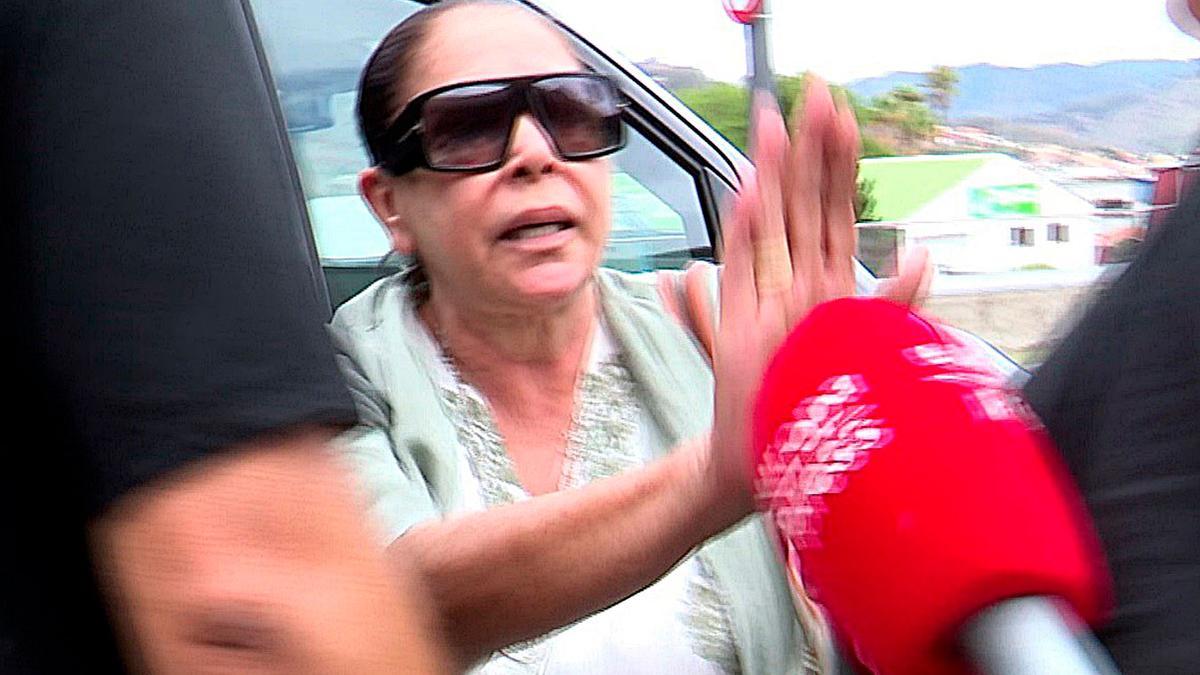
[707,76,926,514]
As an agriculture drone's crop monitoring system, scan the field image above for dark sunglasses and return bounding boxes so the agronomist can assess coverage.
[373,72,627,175]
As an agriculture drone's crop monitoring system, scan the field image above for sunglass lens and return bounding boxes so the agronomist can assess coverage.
[537,76,623,158]
[422,84,514,170]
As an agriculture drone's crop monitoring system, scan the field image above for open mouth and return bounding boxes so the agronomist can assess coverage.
[498,221,575,241]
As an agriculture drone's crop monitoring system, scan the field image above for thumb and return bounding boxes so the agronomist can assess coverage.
[876,246,931,308]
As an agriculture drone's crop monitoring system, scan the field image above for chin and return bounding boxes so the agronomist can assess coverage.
[508,261,596,307]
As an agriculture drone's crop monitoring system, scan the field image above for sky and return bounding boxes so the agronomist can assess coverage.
[538,0,1200,83]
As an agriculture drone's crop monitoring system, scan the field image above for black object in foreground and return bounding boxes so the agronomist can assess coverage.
[1025,185,1200,674]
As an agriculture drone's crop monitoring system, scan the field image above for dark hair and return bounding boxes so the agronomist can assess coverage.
[356,0,569,300]
[357,0,514,167]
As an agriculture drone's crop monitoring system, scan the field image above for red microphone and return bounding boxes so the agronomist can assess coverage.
[750,298,1114,675]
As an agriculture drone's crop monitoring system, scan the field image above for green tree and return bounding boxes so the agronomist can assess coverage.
[675,82,751,150]
[775,74,806,123]
[922,66,959,122]
[675,76,890,221]
[678,75,877,153]
[777,75,875,129]
[872,86,936,149]
[890,85,925,104]
[860,136,893,158]
[855,175,878,222]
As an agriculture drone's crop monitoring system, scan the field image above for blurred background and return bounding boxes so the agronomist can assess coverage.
[550,0,1200,368]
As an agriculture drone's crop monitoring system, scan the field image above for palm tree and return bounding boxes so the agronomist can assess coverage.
[922,66,960,122]
[871,86,936,151]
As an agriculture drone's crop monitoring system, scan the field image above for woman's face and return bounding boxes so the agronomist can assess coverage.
[370,5,613,314]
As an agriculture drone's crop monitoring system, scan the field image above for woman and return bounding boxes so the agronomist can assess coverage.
[334,1,924,672]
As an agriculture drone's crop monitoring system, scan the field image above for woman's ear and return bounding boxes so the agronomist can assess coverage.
[360,166,416,255]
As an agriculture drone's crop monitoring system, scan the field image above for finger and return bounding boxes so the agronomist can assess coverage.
[683,261,718,361]
[719,176,758,322]
[785,75,833,308]
[877,245,931,308]
[750,94,793,301]
[822,88,860,297]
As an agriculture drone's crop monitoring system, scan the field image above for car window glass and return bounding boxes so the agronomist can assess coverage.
[247,0,423,264]
[608,125,709,271]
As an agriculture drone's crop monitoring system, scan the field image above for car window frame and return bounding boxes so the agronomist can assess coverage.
[239,0,335,314]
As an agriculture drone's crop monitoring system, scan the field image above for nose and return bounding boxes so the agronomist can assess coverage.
[503,113,559,179]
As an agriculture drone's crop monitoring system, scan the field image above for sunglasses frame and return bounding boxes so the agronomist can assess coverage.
[375,72,627,175]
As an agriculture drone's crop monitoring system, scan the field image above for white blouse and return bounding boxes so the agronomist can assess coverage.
[408,309,740,675]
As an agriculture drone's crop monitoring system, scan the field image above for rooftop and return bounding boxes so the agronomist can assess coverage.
[858,153,992,220]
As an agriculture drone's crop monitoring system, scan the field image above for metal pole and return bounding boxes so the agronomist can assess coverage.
[750,0,774,98]
[746,0,775,151]
[959,597,1122,675]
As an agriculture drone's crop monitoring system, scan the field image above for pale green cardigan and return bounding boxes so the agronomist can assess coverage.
[330,267,817,675]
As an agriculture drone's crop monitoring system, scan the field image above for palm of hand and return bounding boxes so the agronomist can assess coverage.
[709,77,928,513]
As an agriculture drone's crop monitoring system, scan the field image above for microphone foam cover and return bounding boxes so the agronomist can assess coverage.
[751,298,1110,675]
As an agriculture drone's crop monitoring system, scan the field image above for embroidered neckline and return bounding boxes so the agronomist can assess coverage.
[439,356,641,506]
[429,326,742,674]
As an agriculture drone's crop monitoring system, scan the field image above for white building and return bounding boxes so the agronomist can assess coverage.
[857,153,1100,275]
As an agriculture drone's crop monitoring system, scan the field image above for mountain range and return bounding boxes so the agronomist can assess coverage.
[845,60,1200,155]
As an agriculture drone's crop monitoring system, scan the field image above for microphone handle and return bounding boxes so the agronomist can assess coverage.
[959,597,1121,675]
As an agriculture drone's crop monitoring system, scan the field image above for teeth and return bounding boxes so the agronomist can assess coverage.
[507,222,567,240]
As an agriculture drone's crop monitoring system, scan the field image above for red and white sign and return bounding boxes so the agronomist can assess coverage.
[722,0,763,24]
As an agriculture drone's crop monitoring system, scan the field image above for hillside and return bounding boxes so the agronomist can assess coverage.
[847,60,1200,154]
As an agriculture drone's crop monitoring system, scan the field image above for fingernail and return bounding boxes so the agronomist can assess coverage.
[753,90,780,115]
[753,93,783,131]
[805,73,827,95]
[806,74,831,107]
[752,94,787,153]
